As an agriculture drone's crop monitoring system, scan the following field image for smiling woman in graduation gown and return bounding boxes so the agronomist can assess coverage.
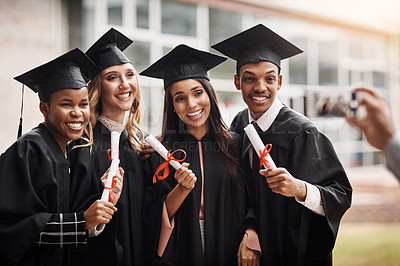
[145,132,248,266]
[0,49,111,266]
[69,28,150,266]
[141,45,254,266]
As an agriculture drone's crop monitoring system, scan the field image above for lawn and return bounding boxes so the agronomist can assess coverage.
[333,223,400,266]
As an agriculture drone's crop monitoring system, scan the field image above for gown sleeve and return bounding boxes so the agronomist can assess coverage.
[291,127,352,256]
[143,151,181,264]
[383,133,400,181]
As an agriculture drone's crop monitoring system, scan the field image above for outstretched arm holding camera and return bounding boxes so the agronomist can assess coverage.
[346,87,400,181]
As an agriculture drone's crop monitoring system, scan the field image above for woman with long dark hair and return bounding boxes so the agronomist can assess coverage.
[141,44,259,266]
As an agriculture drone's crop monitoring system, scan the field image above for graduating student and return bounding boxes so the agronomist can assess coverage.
[212,24,353,265]
[0,48,122,266]
[69,28,149,266]
[140,44,258,266]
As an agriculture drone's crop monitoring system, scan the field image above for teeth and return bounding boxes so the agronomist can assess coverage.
[252,96,267,101]
[67,122,82,130]
[116,92,130,99]
[187,110,202,117]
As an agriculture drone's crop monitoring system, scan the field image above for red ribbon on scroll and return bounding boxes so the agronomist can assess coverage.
[153,149,186,184]
[259,143,273,171]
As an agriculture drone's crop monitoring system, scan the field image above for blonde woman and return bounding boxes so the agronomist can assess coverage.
[70,28,149,266]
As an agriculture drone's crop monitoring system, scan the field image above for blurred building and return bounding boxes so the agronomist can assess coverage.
[1,0,400,174]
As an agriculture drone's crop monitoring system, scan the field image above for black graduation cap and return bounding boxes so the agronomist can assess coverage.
[140,44,227,89]
[14,48,95,101]
[85,28,133,79]
[13,48,95,138]
[211,24,303,73]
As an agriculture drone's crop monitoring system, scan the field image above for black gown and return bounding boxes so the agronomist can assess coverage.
[231,107,352,266]
[143,132,249,266]
[0,123,88,266]
[69,121,150,266]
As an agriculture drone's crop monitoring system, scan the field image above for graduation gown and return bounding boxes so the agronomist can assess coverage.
[69,121,150,266]
[143,133,248,266]
[231,107,352,266]
[0,123,87,266]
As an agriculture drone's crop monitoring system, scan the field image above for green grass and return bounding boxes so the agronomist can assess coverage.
[333,223,400,266]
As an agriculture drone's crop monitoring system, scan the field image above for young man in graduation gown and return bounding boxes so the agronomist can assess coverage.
[0,49,121,266]
[212,24,352,265]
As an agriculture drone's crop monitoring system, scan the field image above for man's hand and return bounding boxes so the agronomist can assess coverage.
[259,168,306,200]
[346,87,395,150]
[142,142,155,160]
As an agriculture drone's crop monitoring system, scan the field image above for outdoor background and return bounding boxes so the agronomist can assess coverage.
[1,0,399,264]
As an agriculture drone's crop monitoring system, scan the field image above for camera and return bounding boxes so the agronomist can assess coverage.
[304,88,358,118]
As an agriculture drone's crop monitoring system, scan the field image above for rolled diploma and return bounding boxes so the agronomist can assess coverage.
[145,134,182,170]
[101,131,121,202]
[244,123,276,169]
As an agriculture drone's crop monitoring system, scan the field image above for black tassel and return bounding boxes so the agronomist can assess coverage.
[17,84,25,139]
[17,118,23,139]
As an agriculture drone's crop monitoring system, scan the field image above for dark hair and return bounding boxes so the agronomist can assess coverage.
[161,78,241,199]
[237,61,281,76]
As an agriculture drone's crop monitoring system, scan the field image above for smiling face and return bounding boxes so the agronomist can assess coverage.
[100,63,138,123]
[40,87,90,151]
[234,61,282,120]
[170,79,211,139]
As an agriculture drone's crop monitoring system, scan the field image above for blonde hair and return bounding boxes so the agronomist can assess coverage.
[87,68,144,153]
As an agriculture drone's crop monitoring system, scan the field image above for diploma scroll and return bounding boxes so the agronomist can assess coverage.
[101,131,121,202]
[145,134,182,171]
[244,123,276,170]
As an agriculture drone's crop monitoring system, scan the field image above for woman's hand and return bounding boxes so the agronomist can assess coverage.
[84,199,117,229]
[174,162,197,191]
[237,233,260,266]
[101,167,124,205]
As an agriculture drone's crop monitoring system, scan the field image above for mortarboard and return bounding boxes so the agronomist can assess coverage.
[140,44,227,89]
[85,28,133,79]
[14,48,95,101]
[211,24,303,73]
[13,48,96,138]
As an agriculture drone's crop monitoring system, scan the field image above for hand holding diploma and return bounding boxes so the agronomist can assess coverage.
[244,123,276,170]
[244,124,307,199]
[101,131,121,203]
[145,134,186,183]
[101,167,124,205]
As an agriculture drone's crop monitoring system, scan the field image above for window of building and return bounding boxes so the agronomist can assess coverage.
[136,0,149,29]
[108,0,123,26]
[319,40,338,86]
[161,0,197,36]
[216,90,247,126]
[124,41,150,73]
[289,37,307,85]
[209,8,242,79]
